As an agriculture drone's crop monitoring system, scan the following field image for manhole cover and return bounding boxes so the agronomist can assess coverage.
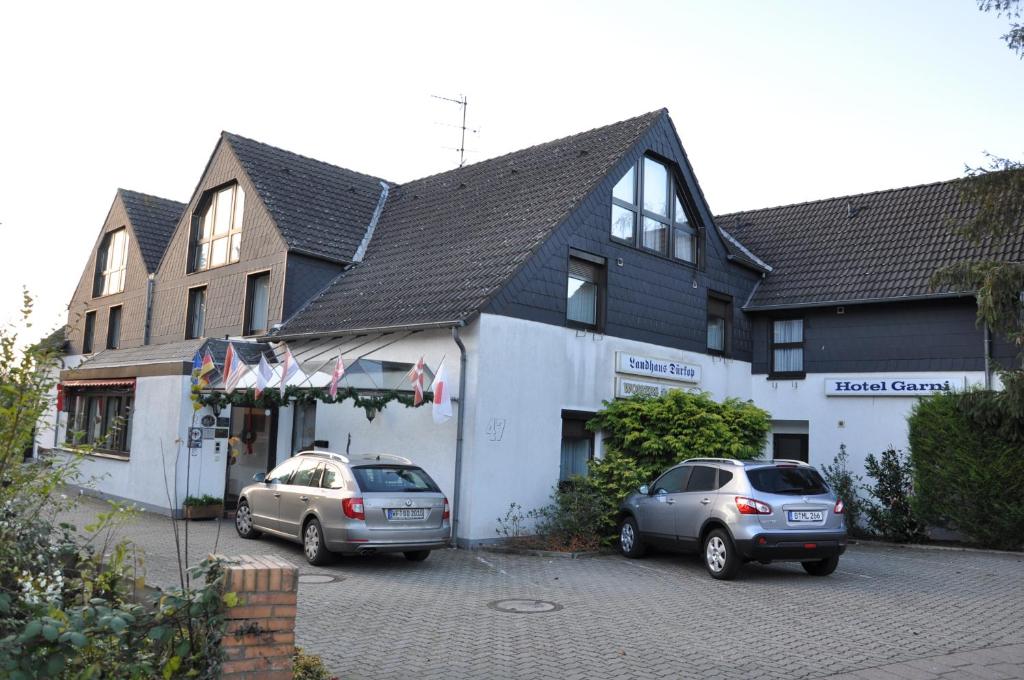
[488,599,563,614]
[298,574,340,585]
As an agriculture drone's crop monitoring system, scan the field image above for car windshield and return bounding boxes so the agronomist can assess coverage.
[351,465,440,493]
[746,467,828,495]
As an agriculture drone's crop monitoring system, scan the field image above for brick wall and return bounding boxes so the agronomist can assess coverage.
[217,554,298,679]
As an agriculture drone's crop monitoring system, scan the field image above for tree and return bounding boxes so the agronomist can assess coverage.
[931,1,1024,355]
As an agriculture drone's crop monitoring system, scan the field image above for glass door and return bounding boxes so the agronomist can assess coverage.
[225,406,277,509]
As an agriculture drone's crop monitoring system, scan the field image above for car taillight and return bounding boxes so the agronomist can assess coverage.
[342,497,365,520]
[834,499,845,514]
[442,497,450,520]
[735,496,772,515]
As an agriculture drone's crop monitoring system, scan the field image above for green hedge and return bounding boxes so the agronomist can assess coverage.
[908,378,1024,550]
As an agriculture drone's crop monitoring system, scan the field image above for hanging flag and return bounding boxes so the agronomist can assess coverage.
[197,349,217,388]
[190,351,203,387]
[254,355,274,399]
[279,346,301,397]
[431,361,453,424]
[223,343,248,394]
[407,356,426,406]
[328,355,346,399]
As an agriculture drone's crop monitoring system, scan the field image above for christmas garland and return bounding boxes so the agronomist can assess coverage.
[192,384,433,415]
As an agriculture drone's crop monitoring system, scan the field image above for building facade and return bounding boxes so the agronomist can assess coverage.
[38,109,1021,544]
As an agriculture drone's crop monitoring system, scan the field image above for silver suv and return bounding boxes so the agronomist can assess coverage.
[618,458,847,580]
[235,450,451,565]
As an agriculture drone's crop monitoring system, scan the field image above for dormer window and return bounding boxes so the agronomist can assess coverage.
[611,156,699,264]
[93,228,128,296]
[189,183,245,272]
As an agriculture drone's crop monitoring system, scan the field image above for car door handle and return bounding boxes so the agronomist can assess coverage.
[273,492,281,498]
[299,496,309,502]
[700,497,711,505]
[666,498,675,504]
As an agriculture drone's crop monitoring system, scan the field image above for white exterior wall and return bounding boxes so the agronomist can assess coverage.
[61,374,197,513]
[753,371,986,479]
[459,313,753,543]
[34,354,84,457]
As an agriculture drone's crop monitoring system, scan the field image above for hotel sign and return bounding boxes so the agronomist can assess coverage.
[824,377,962,397]
[616,352,701,384]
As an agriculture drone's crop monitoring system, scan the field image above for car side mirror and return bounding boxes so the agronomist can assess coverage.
[638,484,649,496]
[253,472,267,483]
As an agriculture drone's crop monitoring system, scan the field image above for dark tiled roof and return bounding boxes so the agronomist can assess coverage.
[718,178,1024,309]
[276,110,665,336]
[118,189,185,272]
[224,133,390,263]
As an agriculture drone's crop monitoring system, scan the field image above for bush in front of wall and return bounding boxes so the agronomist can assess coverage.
[908,382,1024,550]
[862,447,927,543]
[293,647,336,680]
[586,389,771,540]
[182,494,224,507]
[820,444,866,537]
[528,478,606,552]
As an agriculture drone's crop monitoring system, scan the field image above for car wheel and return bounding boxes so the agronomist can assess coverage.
[234,500,262,539]
[618,516,646,558]
[303,518,331,566]
[404,550,431,562]
[802,555,840,576]
[703,529,741,580]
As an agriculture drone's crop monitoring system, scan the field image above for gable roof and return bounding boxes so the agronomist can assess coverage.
[118,189,185,272]
[273,110,666,337]
[719,177,1024,310]
[223,132,390,264]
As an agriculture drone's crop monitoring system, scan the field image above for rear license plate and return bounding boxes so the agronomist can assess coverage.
[788,511,824,522]
[386,508,425,521]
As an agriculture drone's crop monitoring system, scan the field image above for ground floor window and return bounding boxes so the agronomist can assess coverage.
[773,433,809,463]
[292,401,316,453]
[64,387,134,457]
[560,410,595,482]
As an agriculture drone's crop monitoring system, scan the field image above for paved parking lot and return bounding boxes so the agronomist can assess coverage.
[64,497,1023,680]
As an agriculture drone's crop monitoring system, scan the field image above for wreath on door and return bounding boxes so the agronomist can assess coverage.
[239,410,258,454]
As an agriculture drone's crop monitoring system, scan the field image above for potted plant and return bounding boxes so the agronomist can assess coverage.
[182,494,224,520]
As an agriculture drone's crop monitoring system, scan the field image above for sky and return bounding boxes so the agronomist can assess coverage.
[0,0,1021,337]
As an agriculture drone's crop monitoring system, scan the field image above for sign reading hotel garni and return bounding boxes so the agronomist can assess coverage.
[824,376,965,397]
[616,352,701,384]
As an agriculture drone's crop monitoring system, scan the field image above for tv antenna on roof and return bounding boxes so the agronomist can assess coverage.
[431,93,478,167]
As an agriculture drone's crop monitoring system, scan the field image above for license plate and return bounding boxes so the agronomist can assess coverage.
[788,511,824,522]
[386,508,425,521]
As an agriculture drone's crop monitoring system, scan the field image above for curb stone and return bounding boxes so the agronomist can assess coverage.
[480,545,605,560]
[850,538,1023,557]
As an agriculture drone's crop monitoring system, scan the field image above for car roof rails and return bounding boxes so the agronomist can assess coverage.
[770,458,812,466]
[681,458,745,466]
[347,453,414,465]
[297,449,350,464]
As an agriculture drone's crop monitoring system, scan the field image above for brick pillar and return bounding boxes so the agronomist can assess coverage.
[216,554,298,680]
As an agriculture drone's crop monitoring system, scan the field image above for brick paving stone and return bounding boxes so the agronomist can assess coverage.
[60,497,1024,680]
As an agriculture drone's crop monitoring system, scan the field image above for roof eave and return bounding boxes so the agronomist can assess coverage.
[262,318,470,343]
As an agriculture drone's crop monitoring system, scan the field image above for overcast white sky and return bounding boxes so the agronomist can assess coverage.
[0,0,1020,337]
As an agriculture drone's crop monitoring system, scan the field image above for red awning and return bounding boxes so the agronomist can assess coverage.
[61,378,136,389]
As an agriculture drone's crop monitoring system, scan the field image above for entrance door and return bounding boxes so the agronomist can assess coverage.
[225,406,278,509]
[773,433,809,463]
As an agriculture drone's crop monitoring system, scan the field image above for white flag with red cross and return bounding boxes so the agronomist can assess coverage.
[407,356,426,406]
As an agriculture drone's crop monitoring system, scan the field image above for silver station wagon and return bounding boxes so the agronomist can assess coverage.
[235,450,451,565]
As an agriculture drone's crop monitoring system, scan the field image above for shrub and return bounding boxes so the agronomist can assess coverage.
[820,444,865,536]
[587,390,770,539]
[528,479,605,552]
[862,447,927,543]
[182,495,224,507]
[294,647,335,680]
[908,382,1024,549]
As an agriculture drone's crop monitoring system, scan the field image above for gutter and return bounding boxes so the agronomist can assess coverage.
[143,273,155,345]
[743,291,973,312]
[983,324,992,389]
[451,323,468,548]
[262,319,465,343]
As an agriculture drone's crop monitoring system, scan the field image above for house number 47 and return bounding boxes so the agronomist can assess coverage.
[486,418,507,441]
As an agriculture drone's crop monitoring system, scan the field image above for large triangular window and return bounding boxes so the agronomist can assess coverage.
[189,182,245,272]
[611,156,698,264]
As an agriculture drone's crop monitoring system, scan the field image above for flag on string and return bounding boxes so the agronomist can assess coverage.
[407,356,426,406]
[431,361,452,424]
[254,355,274,399]
[190,351,203,387]
[328,355,346,399]
[223,343,248,394]
[197,349,217,389]
[279,346,301,397]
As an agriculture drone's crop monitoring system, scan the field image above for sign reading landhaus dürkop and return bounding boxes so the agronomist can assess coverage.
[616,352,700,384]
[824,376,964,397]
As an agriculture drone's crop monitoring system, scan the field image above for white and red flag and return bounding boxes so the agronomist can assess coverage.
[431,361,452,424]
[254,355,274,399]
[222,343,248,394]
[407,356,426,406]
[279,346,301,397]
[328,355,346,399]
